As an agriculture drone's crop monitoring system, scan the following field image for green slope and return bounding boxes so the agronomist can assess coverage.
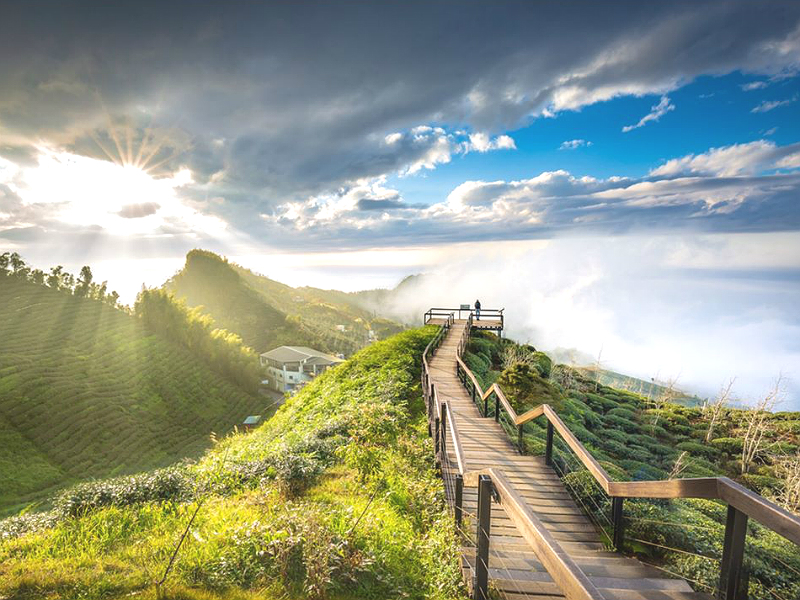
[165,249,403,356]
[464,331,800,600]
[0,277,269,515]
[0,327,464,600]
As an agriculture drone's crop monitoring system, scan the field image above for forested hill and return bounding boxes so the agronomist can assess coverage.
[0,272,266,516]
[164,250,403,356]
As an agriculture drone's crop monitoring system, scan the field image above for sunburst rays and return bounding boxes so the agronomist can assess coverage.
[88,93,194,175]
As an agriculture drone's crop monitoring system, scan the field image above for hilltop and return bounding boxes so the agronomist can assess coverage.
[0,269,269,516]
[164,250,404,356]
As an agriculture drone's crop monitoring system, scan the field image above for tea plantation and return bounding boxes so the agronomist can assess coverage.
[0,276,268,515]
[0,327,465,600]
[464,331,800,600]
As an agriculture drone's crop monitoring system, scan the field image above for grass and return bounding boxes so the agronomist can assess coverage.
[0,327,466,600]
[0,277,270,515]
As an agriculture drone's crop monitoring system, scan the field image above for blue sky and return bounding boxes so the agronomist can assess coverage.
[1,1,799,406]
[390,71,800,207]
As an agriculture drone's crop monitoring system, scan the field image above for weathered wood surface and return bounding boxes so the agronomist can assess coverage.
[430,320,712,600]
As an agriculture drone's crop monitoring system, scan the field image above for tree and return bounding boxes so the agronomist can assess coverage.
[741,376,783,475]
[669,451,690,480]
[47,265,65,289]
[30,269,45,286]
[773,454,800,512]
[649,373,681,428]
[0,252,9,276]
[75,266,93,297]
[8,252,30,278]
[703,377,735,442]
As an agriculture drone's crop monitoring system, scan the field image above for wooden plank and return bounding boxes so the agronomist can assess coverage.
[487,468,605,600]
[717,477,800,546]
[608,478,718,500]
[542,405,612,494]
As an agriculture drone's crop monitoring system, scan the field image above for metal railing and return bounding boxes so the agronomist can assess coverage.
[454,324,800,600]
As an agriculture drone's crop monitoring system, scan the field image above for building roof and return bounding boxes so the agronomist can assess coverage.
[260,345,344,365]
[243,415,261,425]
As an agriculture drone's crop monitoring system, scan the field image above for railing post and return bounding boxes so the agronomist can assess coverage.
[440,402,447,459]
[611,497,625,552]
[455,473,463,528]
[494,393,500,422]
[434,411,440,467]
[719,505,748,600]
[545,421,554,466]
[474,474,492,600]
[517,423,524,454]
[483,394,488,417]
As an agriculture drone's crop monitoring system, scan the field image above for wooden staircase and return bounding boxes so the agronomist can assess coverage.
[429,318,711,600]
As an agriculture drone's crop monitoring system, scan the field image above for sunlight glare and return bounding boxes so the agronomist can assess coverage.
[19,149,225,236]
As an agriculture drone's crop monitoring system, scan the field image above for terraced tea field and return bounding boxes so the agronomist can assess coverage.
[0,278,269,515]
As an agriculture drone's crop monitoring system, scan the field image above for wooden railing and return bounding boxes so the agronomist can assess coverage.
[424,306,504,329]
[455,324,800,600]
[422,316,605,600]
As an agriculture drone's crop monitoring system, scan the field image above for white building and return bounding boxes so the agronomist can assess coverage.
[259,346,344,393]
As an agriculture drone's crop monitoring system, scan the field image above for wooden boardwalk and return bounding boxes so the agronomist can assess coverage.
[429,320,710,600]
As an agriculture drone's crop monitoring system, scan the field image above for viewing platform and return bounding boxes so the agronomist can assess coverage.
[424,306,504,332]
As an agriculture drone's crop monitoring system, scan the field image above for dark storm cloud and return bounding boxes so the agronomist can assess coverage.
[1,1,799,241]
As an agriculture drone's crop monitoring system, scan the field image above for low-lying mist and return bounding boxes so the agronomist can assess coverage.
[365,233,800,410]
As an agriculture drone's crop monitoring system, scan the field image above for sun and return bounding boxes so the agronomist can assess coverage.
[18,149,207,235]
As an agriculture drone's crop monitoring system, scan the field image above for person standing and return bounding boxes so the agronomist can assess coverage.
[475,299,481,320]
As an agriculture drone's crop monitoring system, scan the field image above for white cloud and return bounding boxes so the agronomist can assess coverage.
[265,140,800,245]
[651,140,800,177]
[622,96,675,132]
[751,96,797,112]
[559,139,592,150]
[466,132,516,152]
[742,81,769,90]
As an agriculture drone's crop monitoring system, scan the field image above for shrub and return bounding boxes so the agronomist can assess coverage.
[675,441,720,459]
[710,437,744,455]
[532,352,552,379]
[54,466,196,517]
[603,414,639,433]
[584,392,618,413]
[742,474,781,494]
[601,429,629,444]
[607,406,637,421]
[618,460,668,481]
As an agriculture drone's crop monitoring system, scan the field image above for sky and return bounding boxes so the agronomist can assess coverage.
[1,1,799,407]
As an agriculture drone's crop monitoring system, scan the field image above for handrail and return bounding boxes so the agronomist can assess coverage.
[424,306,504,325]
[488,468,604,600]
[454,326,800,549]
[445,401,467,475]
[427,318,604,600]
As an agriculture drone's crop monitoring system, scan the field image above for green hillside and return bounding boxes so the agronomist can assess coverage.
[165,250,403,357]
[582,367,706,407]
[0,275,269,516]
[464,331,800,600]
[0,327,464,600]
